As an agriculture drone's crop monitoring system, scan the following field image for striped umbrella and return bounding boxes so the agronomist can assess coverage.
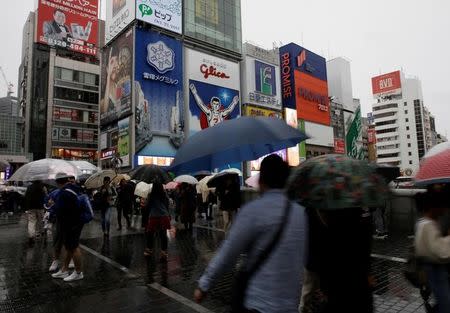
[415,149,450,186]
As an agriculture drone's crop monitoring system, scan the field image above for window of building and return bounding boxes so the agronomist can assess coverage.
[404,102,407,106]
[406,126,410,130]
[404,110,408,114]
[408,143,411,147]
[409,160,413,165]
[405,118,409,122]
[407,134,410,139]
[408,152,412,156]
[61,68,73,81]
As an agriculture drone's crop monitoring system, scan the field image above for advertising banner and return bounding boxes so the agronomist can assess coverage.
[298,119,306,162]
[106,0,135,44]
[195,0,219,25]
[135,28,184,158]
[118,118,130,167]
[367,128,377,144]
[136,0,182,34]
[295,71,330,126]
[279,43,327,109]
[346,105,364,159]
[244,105,281,119]
[36,0,99,56]
[242,56,281,110]
[334,138,345,154]
[186,48,240,135]
[371,71,401,97]
[100,28,133,126]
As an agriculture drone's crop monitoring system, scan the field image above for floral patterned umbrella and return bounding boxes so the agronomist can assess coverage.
[287,154,389,210]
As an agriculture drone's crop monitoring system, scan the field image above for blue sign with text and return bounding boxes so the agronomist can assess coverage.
[135,28,184,157]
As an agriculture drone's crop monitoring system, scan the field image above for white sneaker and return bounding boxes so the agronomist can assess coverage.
[63,271,84,282]
[49,260,59,272]
[68,260,75,269]
[52,270,69,279]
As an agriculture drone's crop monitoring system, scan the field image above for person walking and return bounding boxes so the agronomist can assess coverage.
[24,180,47,243]
[116,178,133,230]
[415,184,450,313]
[99,176,116,237]
[179,183,197,232]
[51,173,84,282]
[216,175,240,231]
[194,155,306,313]
[144,182,171,260]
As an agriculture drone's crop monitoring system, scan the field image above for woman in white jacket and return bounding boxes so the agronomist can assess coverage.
[415,185,450,313]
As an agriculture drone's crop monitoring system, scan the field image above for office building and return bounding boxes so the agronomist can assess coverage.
[18,2,102,162]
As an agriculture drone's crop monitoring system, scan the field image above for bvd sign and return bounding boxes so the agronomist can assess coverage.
[371,71,402,98]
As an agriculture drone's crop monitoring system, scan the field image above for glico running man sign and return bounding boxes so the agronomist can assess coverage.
[36,0,99,56]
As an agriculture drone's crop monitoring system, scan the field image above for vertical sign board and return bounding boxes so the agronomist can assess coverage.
[346,105,364,159]
[36,0,99,56]
[136,0,182,34]
[106,0,135,44]
[185,48,240,135]
[117,117,130,167]
[134,28,184,159]
[100,28,134,126]
[285,108,300,166]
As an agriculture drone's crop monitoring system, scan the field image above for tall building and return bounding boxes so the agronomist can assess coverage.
[18,1,102,162]
[101,0,243,170]
[327,57,364,158]
[371,71,427,175]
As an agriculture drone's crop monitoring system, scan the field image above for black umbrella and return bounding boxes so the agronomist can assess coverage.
[129,165,170,184]
[207,172,239,188]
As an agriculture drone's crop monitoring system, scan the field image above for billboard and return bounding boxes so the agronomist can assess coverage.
[136,0,182,34]
[244,105,281,119]
[106,0,135,44]
[295,71,330,126]
[279,43,327,109]
[186,48,240,135]
[367,128,377,144]
[334,138,345,154]
[242,57,281,110]
[36,0,99,56]
[100,28,133,126]
[346,105,364,159]
[117,117,130,167]
[135,28,184,158]
[285,108,300,166]
[371,71,402,97]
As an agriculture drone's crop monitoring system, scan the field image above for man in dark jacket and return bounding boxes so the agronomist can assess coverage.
[117,178,133,230]
[216,175,240,231]
[51,173,84,282]
[24,180,47,243]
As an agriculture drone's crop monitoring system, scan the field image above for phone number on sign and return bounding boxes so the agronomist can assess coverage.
[41,36,97,55]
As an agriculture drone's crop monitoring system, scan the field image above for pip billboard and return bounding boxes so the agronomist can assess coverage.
[185,48,240,135]
[106,0,136,44]
[371,70,402,98]
[136,0,182,34]
[100,28,133,126]
[36,0,99,56]
[135,28,184,158]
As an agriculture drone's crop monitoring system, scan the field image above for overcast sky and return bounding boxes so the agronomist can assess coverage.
[1,0,449,136]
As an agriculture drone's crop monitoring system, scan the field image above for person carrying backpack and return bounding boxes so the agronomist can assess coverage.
[51,173,86,282]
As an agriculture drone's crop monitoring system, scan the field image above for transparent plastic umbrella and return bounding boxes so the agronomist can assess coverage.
[8,158,80,182]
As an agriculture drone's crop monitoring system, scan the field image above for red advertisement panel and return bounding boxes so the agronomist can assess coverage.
[294,71,330,126]
[37,0,99,56]
[334,138,345,154]
[367,128,377,144]
[371,71,401,96]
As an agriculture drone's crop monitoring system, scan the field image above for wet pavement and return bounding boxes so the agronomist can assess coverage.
[0,210,428,313]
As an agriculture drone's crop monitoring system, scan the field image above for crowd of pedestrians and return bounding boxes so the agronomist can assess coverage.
[18,153,450,313]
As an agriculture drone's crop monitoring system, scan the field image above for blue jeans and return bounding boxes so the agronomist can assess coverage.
[101,207,112,234]
[424,263,450,313]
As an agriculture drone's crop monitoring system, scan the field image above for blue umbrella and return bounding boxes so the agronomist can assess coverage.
[169,116,308,174]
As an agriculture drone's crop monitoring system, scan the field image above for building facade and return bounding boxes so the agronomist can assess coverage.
[371,71,428,175]
[18,2,102,163]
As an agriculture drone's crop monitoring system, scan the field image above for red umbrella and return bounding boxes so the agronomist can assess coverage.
[415,149,450,186]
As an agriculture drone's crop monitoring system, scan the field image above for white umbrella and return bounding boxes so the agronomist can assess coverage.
[423,142,450,159]
[84,170,116,189]
[220,168,242,176]
[174,175,199,185]
[8,158,80,182]
[245,173,259,189]
[196,175,216,201]
[69,161,99,175]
